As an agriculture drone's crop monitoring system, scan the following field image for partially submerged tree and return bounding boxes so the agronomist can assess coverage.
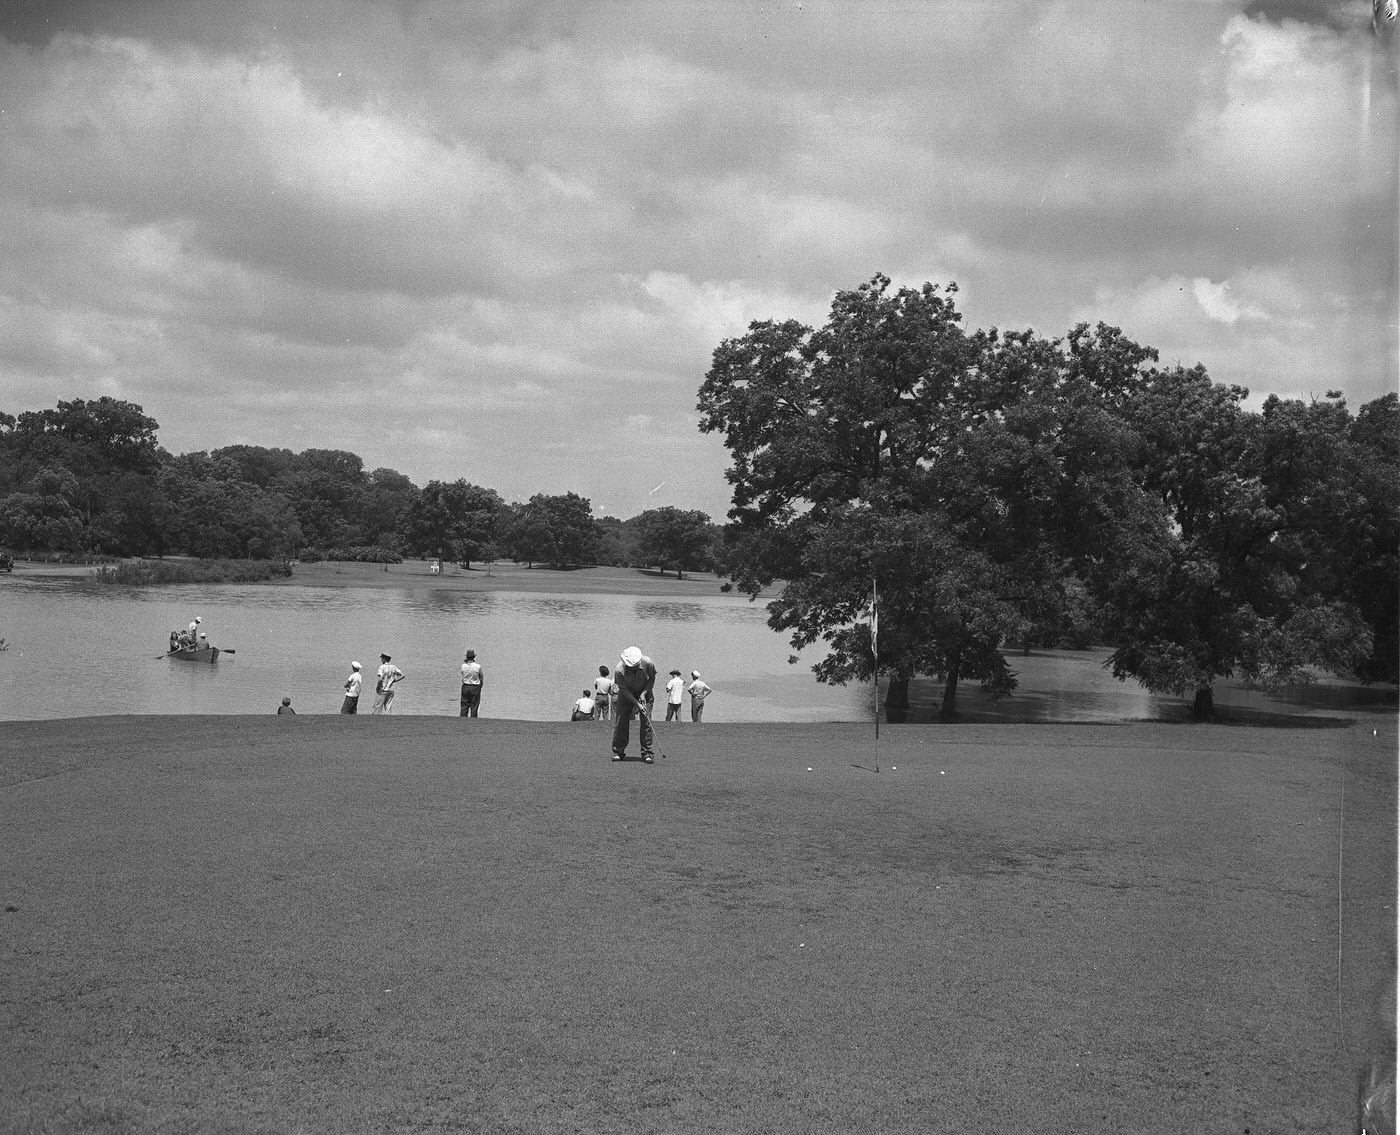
[700,273,1380,722]
[1104,373,1374,717]
[699,275,1151,719]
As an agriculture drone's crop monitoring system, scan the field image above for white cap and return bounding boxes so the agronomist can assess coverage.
[620,646,642,667]
[351,661,362,670]
[194,617,201,624]
[691,670,700,679]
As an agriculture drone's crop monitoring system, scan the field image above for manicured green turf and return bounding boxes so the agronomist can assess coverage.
[1,717,1394,1133]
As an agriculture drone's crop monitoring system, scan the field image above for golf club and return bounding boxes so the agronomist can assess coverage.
[641,708,669,759]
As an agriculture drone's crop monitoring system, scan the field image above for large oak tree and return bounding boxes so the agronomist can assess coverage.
[699,274,1154,719]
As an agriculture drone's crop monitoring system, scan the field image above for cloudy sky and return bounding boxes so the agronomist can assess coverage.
[0,0,1394,520]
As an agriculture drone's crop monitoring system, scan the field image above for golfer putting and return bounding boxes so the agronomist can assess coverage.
[611,645,657,763]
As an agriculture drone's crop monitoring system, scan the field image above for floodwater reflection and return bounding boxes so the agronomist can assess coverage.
[0,579,1391,726]
[632,601,715,623]
[901,648,1395,725]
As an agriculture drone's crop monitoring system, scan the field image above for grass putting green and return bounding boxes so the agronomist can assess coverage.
[1,716,1394,1133]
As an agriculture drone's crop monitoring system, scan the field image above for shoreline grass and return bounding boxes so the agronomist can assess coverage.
[91,559,293,586]
[273,558,731,596]
[1,717,1394,1133]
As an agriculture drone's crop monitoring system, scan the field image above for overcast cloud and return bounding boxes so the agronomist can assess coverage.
[0,0,1394,519]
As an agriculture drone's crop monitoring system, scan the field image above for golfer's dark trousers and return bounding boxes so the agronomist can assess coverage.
[613,696,654,756]
[460,684,482,717]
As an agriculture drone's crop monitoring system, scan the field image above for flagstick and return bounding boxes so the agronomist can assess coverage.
[872,578,880,744]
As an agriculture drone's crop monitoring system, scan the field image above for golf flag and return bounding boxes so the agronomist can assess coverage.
[870,579,878,663]
[871,579,880,739]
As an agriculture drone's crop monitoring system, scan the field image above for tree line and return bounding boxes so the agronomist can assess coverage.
[697,274,1399,718]
[5,274,1395,720]
[0,401,723,576]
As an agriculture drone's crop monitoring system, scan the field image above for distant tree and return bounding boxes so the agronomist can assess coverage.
[156,461,303,559]
[270,449,369,549]
[502,492,598,568]
[1341,394,1400,684]
[2,398,162,554]
[593,515,632,567]
[207,445,298,488]
[632,507,714,578]
[500,503,552,568]
[0,466,85,552]
[475,541,502,576]
[359,468,418,549]
[0,412,19,498]
[398,480,504,567]
[9,398,160,480]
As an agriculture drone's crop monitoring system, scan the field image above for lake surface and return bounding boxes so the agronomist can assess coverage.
[0,576,870,722]
[0,575,1393,725]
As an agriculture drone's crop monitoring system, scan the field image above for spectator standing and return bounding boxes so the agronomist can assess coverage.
[341,661,363,714]
[664,669,685,721]
[460,650,484,716]
[688,671,712,721]
[593,665,616,719]
[372,653,405,714]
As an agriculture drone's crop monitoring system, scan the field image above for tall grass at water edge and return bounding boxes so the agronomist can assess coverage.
[91,559,293,585]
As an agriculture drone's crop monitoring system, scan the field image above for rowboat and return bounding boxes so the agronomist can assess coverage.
[167,644,221,664]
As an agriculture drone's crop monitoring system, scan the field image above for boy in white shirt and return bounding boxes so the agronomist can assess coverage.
[341,661,363,714]
[593,665,616,720]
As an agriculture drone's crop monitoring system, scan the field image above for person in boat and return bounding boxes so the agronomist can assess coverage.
[169,630,182,653]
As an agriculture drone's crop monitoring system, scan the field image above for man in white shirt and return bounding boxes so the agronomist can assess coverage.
[571,690,596,721]
[688,670,712,722]
[611,646,656,762]
[664,669,685,721]
[460,650,484,717]
[372,653,404,714]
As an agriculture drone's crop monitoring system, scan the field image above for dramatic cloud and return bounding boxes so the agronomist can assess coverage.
[0,0,1394,519]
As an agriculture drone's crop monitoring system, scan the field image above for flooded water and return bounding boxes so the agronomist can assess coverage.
[0,577,869,722]
[0,575,1392,725]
